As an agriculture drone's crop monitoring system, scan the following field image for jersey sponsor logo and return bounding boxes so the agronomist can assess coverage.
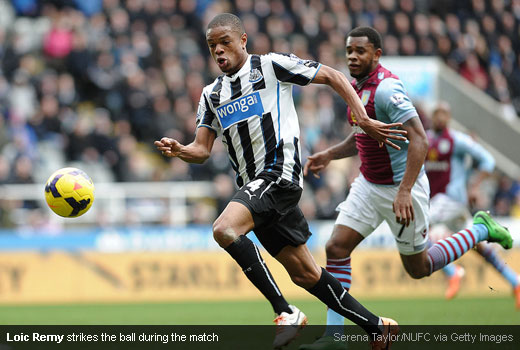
[216,92,264,129]
[361,90,371,106]
[249,68,263,83]
[424,160,449,171]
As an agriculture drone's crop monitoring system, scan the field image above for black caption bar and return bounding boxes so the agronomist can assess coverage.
[0,325,518,349]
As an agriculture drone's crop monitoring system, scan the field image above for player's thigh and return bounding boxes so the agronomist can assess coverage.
[254,203,312,257]
[429,193,470,233]
[399,249,430,279]
[326,224,365,259]
[380,174,430,255]
[213,201,255,245]
[275,243,321,288]
[334,175,381,245]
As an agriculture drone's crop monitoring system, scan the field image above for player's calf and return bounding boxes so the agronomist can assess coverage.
[400,251,431,279]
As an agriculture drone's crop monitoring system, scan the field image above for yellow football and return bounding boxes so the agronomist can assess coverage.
[44,167,95,218]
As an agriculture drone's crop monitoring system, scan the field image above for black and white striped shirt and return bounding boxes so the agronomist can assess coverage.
[196,53,321,188]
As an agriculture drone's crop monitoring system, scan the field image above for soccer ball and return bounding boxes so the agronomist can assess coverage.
[44,167,95,218]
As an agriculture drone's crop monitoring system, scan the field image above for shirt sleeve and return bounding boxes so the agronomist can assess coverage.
[268,53,322,86]
[195,90,221,137]
[374,78,418,124]
[453,131,495,172]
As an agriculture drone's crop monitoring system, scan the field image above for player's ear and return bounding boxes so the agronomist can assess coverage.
[241,32,247,50]
[374,47,382,61]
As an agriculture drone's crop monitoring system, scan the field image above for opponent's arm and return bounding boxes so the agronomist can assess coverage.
[304,132,357,178]
[154,127,216,164]
[312,65,407,149]
[393,117,429,226]
[455,132,495,206]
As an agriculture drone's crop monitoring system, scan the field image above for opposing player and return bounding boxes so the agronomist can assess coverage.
[301,27,513,350]
[155,14,405,350]
[426,102,520,305]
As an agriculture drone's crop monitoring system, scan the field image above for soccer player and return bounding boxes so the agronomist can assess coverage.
[155,14,404,350]
[301,27,513,350]
[426,102,520,305]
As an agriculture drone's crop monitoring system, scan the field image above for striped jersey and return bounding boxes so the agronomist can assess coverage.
[347,64,421,185]
[196,53,321,188]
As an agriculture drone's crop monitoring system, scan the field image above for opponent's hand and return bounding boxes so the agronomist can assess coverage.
[154,137,183,157]
[358,119,407,150]
[303,151,332,178]
[393,189,414,227]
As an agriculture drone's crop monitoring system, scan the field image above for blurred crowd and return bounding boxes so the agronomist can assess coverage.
[0,0,520,228]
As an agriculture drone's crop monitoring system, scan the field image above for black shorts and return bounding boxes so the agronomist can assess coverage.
[231,173,312,257]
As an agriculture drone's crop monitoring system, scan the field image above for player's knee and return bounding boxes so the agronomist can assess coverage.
[212,220,238,248]
[290,269,320,289]
[325,238,352,259]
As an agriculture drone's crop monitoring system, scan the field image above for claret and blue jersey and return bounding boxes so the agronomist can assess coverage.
[347,64,420,185]
[425,128,495,204]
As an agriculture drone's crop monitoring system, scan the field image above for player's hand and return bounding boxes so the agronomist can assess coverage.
[154,137,183,157]
[468,186,480,208]
[393,189,414,227]
[304,151,332,178]
[358,119,407,150]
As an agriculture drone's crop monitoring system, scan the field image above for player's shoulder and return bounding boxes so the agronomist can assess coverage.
[374,76,407,104]
[376,76,404,92]
[451,129,474,144]
[202,75,225,95]
[264,52,316,65]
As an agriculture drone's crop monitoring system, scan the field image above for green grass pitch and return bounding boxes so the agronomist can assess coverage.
[0,297,518,325]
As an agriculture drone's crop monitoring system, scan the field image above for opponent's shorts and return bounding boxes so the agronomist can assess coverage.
[232,173,311,257]
[335,173,430,255]
[429,193,470,234]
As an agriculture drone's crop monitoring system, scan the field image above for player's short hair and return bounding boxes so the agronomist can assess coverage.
[207,13,245,35]
[433,101,451,114]
[347,26,382,50]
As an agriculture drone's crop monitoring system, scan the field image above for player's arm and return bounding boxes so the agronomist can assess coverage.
[311,65,407,149]
[304,132,357,178]
[454,132,495,205]
[154,127,216,164]
[393,117,429,226]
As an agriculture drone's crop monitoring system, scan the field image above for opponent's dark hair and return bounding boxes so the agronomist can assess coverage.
[347,26,382,50]
[207,13,245,34]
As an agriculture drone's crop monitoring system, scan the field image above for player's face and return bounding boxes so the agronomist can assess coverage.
[206,26,248,75]
[432,109,451,132]
[346,36,382,79]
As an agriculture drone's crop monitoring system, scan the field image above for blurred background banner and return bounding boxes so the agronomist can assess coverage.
[0,220,518,304]
[0,249,518,304]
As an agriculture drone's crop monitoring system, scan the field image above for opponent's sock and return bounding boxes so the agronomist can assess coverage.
[442,263,457,277]
[308,268,382,337]
[225,235,291,315]
[479,244,520,287]
[324,257,351,336]
[427,224,488,274]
